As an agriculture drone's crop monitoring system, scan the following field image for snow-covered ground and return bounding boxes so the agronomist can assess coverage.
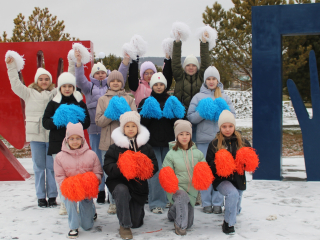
[1,157,320,240]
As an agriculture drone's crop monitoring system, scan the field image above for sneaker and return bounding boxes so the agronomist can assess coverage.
[59,202,67,215]
[203,206,213,214]
[152,207,164,214]
[93,213,97,221]
[38,199,47,208]
[195,192,201,206]
[48,198,58,207]
[174,223,187,236]
[119,225,133,239]
[213,206,223,214]
[107,204,117,214]
[222,220,235,235]
[97,191,106,204]
[68,229,79,239]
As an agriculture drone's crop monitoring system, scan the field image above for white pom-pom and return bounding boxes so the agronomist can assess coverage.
[162,38,174,58]
[171,22,191,42]
[130,34,148,57]
[5,50,25,71]
[72,43,91,64]
[68,49,75,62]
[122,43,137,59]
[196,26,218,50]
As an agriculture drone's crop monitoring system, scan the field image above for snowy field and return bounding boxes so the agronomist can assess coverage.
[1,156,320,240]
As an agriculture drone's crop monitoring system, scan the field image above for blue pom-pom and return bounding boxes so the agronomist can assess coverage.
[139,96,162,119]
[104,96,131,121]
[163,96,185,119]
[213,98,230,121]
[52,104,86,128]
[196,97,217,121]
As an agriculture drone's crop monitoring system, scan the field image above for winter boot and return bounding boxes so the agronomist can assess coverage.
[97,191,106,204]
[174,223,187,236]
[48,197,58,207]
[59,202,67,215]
[68,229,79,239]
[203,206,213,214]
[119,225,133,239]
[151,207,164,214]
[195,192,201,206]
[107,203,117,214]
[213,206,222,214]
[93,213,97,221]
[222,220,235,235]
[38,198,47,208]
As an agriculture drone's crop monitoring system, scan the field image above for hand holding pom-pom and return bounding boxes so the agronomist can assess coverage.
[130,34,148,57]
[60,175,86,202]
[235,147,260,175]
[117,150,138,180]
[192,162,214,190]
[162,38,174,58]
[135,152,154,180]
[171,22,191,42]
[215,149,236,177]
[159,166,179,194]
[122,42,137,59]
[72,43,91,64]
[196,26,218,50]
[5,50,25,71]
[81,172,99,199]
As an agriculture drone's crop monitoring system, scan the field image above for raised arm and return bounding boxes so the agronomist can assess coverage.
[198,41,210,79]
[118,54,130,86]
[171,41,184,83]
[74,50,92,95]
[163,58,173,91]
[128,59,139,92]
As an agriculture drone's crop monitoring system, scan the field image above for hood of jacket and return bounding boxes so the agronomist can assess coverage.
[104,88,126,97]
[168,141,198,151]
[28,82,55,92]
[111,125,150,149]
[89,75,109,88]
[199,82,224,94]
[61,123,90,155]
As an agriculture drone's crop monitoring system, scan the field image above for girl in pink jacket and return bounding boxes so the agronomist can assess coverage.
[54,122,103,239]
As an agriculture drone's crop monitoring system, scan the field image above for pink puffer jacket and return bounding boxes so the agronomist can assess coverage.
[131,79,152,107]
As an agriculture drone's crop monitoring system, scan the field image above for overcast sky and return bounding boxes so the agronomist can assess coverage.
[0,0,234,57]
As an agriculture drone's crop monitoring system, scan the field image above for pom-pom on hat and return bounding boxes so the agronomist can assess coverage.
[107,70,124,88]
[174,120,192,139]
[119,111,141,134]
[149,72,167,89]
[66,122,84,139]
[218,110,236,128]
[183,54,200,70]
[204,66,220,82]
[91,62,108,77]
[34,68,52,83]
[140,61,157,80]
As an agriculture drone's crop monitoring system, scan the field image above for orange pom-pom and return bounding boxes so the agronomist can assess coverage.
[159,166,179,194]
[192,162,214,190]
[60,174,86,202]
[235,147,260,175]
[134,151,154,180]
[214,149,236,177]
[81,172,99,199]
[117,150,138,180]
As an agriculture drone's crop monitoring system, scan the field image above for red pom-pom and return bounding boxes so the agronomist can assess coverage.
[135,151,154,180]
[159,166,179,194]
[235,147,260,175]
[117,150,138,180]
[60,174,86,202]
[81,172,99,199]
[192,162,214,190]
[215,149,236,177]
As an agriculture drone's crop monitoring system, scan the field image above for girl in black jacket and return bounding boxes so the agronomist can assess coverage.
[206,110,259,235]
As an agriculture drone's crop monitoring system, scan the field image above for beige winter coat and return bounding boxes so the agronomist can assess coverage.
[7,62,57,142]
[95,89,136,151]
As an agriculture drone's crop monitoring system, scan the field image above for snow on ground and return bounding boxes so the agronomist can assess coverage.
[1,157,320,240]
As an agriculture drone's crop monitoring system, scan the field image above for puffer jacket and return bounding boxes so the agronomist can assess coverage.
[7,62,57,142]
[95,89,136,151]
[172,41,210,112]
[187,83,235,143]
[54,124,103,186]
[162,142,206,207]
[75,62,129,134]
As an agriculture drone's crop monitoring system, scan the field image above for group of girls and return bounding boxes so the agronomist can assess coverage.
[5,32,258,239]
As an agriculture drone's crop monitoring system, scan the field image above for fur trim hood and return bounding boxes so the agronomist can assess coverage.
[111,125,150,149]
[28,83,55,92]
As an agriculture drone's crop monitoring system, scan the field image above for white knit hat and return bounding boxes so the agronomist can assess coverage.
[91,62,108,76]
[150,72,167,89]
[218,110,236,128]
[119,111,141,134]
[34,68,52,83]
[204,66,220,82]
[183,54,199,69]
[52,72,83,103]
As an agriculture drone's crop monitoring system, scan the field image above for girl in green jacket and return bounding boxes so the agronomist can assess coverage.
[159,120,213,236]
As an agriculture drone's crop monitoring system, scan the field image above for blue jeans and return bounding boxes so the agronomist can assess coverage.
[217,181,243,227]
[89,134,105,191]
[197,142,224,207]
[148,146,169,210]
[101,150,115,204]
[191,124,197,143]
[30,141,57,199]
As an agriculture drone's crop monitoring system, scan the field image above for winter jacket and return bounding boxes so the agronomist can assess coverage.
[54,127,103,186]
[206,133,251,191]
[128,59,172,107]
[7,62,57,143]
[172,41,210,112]
[162,142,206,207]
[75,62,129,134]
[95,89,136,151]
[187,83,236,143]
[103,126,158,206]
[138,91,177,147]
[42,95,90,155]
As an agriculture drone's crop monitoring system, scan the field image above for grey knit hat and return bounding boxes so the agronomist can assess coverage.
[174,120,192,139]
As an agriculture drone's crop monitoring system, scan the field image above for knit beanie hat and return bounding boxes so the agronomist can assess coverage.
[150,72,167,89]
[52,72,83,103]
[34,68,52,83]
[218,110,236,128]
[174,120,192,139]
[107,70,124,88]
[119,111,141,134]
[183,54,200,69]
[140,61,157,80]
[204,66,220,82]
[91,62,108,76]
[66,122,84,139]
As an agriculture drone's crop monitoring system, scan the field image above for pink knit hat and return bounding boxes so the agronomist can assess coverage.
[140,61,157,80]
[66,122,84,139]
